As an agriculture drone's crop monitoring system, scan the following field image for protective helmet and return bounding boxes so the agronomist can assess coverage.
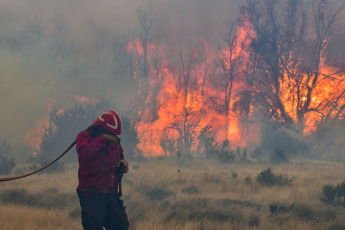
[92,110,121,135]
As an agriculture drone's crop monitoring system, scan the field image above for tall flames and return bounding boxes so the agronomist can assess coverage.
[21,6,344,158]
[127,17,260,157]
[127,15,345,157]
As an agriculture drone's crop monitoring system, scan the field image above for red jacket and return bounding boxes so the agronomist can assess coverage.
[76,129,124,192]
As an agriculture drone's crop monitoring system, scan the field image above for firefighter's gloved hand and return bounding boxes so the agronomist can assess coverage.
[118,159,129,173]
[102,133,121,145]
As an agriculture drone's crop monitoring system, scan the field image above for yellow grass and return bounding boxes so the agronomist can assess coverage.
[1,158,345,229]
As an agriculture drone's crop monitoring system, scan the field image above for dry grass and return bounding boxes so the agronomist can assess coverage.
[1,158,345,229]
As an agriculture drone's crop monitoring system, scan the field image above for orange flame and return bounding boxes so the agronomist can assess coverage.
[127,17,259,157]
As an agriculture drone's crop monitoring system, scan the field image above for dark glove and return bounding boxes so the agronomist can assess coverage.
[117,159,129,173]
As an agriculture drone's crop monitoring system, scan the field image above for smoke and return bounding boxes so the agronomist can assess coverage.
[0,0,242,158]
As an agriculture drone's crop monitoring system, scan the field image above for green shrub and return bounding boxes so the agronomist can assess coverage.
[181,186,199,195]
[321,184,337,204]
[320,181,345,205]
[231,171,238,179]
[256,168,293,186]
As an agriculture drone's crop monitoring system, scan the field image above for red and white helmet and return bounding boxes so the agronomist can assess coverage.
[92,110,121,135]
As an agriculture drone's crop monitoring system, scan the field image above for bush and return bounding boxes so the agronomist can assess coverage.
[217,140,235,163]
[269,202,295,214]
[321,185,337,204]
[335,181,345,203]
[69,207,81,219]
[181,186,199,195]
[231,171,238,179]
[38,101,108,168]
[320,181,345,205]
[269,202,337,223]
[248,215,260,227]
[256,168,293,186]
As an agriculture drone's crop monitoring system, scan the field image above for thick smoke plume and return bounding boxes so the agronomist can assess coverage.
[1,0,345,161]
[0,0,241,159]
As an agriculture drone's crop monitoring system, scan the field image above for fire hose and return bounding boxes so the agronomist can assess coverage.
[0,140,76,182]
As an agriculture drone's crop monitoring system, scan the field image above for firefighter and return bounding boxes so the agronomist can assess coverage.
[76,110,129,230]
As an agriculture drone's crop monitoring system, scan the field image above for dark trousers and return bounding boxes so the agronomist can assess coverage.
[77,191,129,230]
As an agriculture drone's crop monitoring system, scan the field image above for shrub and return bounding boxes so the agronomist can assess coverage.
[269,202,337,223]
[335,181,345,203]
[320,181,345,205]
[217,140,235,163]
[269,202,295,214]
[38,101,108,168]
[231,171,238,179]
[181,186,199,195]
[256,168,293,186]
[248,215,260,227]
[69,207,81,219]
[292,203,313,220]
[321,185,337,204]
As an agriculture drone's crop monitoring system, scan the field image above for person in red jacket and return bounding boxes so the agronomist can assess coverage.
[76,110,129,230]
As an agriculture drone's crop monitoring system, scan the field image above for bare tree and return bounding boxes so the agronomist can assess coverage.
[136,3,156,79]
[210,21,244,117]
[244,0,307,126]
[167,51,206,155]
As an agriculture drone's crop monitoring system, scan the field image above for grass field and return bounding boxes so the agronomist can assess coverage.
[1,157,345,230]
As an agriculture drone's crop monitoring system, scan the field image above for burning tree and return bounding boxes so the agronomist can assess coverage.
[126,0,345,158]
[243,0,306,126]
[243,0,345,134]
[209,21,245,137]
